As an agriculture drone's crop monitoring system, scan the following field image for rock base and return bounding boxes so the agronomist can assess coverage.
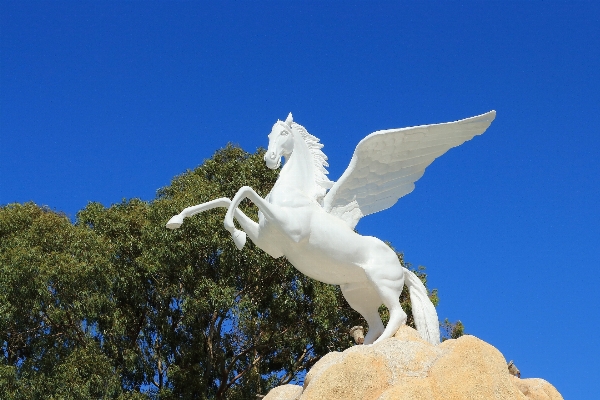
[264,326,562,400]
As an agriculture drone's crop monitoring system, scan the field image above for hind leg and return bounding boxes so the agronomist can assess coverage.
[371,279,407,344]
[341,283,385,345]
[361,244,408,344]
[364,270,407,344]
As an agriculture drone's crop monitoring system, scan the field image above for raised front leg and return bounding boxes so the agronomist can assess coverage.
[166,198,232,229]
[167,197,274,255]
[224,186,280,250]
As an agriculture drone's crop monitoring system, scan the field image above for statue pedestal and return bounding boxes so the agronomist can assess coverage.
[265,326,563,400]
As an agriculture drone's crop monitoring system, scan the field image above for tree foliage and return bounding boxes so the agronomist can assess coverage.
[0,145,458,399]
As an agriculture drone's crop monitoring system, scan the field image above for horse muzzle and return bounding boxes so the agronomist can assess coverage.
[264,151,281,169]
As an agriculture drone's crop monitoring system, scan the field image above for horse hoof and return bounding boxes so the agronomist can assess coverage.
[233,229,247,250]
[166,215,184,229]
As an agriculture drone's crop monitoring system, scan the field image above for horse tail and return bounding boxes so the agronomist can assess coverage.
[403,267,441,345]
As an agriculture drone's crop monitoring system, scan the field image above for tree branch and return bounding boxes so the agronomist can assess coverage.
[225,354,263,390]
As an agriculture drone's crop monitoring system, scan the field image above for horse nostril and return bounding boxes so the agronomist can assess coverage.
[270,151,276,160]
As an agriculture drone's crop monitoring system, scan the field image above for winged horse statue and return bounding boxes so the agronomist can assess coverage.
[166,111,496,345]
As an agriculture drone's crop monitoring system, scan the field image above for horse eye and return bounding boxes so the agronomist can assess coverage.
[281,130,288,136]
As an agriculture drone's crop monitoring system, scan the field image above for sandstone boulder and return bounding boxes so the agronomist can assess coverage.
[265,326,563,400]
[263,384,303,400]
[428,334,524,399]
[511,376,564,400]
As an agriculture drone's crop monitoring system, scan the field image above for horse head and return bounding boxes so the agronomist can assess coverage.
[265,113,295,169]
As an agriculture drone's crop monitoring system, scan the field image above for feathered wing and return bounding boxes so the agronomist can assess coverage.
[323,111,496,228]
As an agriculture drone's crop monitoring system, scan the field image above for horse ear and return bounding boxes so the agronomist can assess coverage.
[285,112,293,127]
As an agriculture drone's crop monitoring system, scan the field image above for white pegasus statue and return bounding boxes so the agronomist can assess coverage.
[166,111,496,345]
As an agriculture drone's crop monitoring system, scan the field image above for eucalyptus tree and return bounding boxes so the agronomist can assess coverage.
[0,202,123,398]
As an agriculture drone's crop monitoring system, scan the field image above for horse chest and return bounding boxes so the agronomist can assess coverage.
[263,205,313,244]
[267,185,312,208]
[259,189,315,245]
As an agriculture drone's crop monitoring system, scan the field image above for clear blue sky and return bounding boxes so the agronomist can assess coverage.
[1,2,599,397]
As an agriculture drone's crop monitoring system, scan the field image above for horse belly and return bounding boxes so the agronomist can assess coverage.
[284,216,370,285]
[285,245,368,285]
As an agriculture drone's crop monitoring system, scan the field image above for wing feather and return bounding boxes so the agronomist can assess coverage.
[324,111,496,228]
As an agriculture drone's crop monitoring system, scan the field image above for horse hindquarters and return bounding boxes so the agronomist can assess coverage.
[361,251,440,345]
[345,239,408,344]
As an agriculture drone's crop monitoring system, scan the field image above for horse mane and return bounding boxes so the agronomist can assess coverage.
[290,122,334,199]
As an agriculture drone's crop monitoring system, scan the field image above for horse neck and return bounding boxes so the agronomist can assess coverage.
[278,132,316,196]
